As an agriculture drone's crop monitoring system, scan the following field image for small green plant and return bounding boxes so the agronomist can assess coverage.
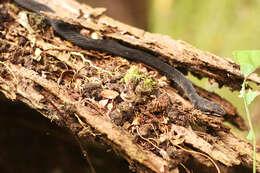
[120,66,144,83]
[121,66,156,88]
[233,50,260,173]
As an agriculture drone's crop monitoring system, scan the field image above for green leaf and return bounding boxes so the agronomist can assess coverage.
[245,90,260,105]
[233,50,260,77]
[246,129,254,141]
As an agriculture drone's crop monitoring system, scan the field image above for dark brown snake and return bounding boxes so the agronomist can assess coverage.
[14,0,226,116]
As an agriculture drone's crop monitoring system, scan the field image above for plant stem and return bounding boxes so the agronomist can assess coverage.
[242,81,256,173]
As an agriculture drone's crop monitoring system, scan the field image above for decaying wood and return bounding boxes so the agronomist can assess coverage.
[0,0,260,172]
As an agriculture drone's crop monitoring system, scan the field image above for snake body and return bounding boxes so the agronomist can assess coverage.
[14,0,226,116]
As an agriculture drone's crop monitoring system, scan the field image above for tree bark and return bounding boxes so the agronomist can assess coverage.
[0,0,260,172]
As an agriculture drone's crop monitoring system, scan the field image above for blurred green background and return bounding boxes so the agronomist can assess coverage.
[149,0,260,56]
[148,0,260,141]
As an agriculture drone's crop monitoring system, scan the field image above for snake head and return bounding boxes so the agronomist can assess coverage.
[194,98,226,117]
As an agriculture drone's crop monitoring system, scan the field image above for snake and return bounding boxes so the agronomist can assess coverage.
[13,0,226,116]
